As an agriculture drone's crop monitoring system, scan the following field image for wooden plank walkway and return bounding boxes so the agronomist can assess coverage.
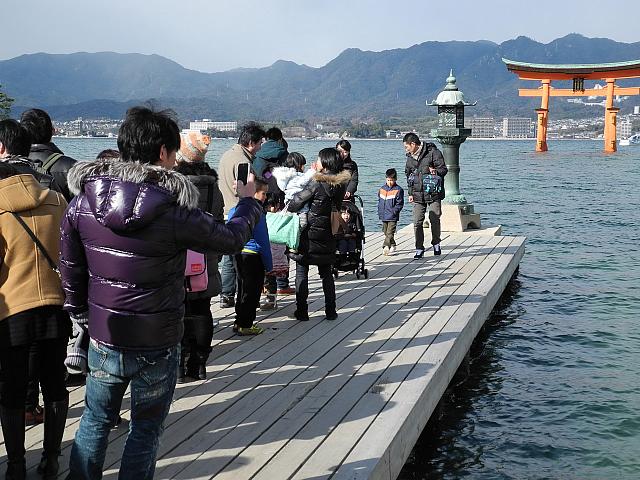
[0,225,525,480]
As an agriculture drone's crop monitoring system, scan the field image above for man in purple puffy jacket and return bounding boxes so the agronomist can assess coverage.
[60,107,262,479]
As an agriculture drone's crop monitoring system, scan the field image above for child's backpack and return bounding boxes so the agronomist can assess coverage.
[185,250,208,293]
[422,173,443,199]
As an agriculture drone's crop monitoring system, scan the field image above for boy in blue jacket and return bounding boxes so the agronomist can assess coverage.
[229,179,273,335]
[377,168,404,255]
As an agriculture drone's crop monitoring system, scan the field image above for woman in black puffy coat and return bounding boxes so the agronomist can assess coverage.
[288,148,349,321]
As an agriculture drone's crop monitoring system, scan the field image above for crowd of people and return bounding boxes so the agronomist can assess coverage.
[0,106,447,478]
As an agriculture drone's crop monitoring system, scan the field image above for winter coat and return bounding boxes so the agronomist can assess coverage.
[272,167,315,201]
[342,156,359,196]
[252,140,288,178]
[377,183,404,222]
[0,174,67,321]
[218,144,254,215]
[28,142,78,201]
[1,156,62,194]
[288,170,350,266]
[60,159,262,350]
[404,142,448,203]
[173,161,224,299]
[228,206,273,272]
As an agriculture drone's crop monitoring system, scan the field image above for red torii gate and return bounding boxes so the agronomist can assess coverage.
[503,58,640,152]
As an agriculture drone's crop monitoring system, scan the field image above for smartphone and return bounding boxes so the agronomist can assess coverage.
[237,163,250,185]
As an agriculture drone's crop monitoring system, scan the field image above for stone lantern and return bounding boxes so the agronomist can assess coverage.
[429,70,482,231]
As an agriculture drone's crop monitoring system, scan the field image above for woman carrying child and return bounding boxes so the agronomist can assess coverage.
[288,148,349,321]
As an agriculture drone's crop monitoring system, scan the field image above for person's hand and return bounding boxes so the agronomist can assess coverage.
[408,195,414,203]
[428,166,437,175]
[344,191,352,199]
[234,172,257,198]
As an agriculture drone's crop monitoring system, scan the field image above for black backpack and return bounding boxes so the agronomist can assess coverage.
[34,152,64,176]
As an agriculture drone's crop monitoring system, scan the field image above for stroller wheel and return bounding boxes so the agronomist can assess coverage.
[364,269,369,279]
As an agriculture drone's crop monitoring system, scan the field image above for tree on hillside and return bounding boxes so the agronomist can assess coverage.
[0,84,14,119]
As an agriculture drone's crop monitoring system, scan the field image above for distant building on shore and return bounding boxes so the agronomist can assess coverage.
[502,117,533,138]
[467,117,496,138]
[617,117,632,139]
[189,119,237,132]
[282,126,308,138]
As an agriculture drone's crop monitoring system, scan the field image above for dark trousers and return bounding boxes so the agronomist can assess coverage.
[295,262,336,316]
[337,238,357,254]
[182,297,214,371]
[234,254,265,328]
[221,254,236,297]
[26,343,40,410]
[265,274,277,294]
[381,221,398,248]
[0,337,68,409]
[413,201,442,249]
[275,259,290,290]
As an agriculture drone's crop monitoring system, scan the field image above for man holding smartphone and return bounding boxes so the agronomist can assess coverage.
[61,107,262,478]
[218,122,266,307]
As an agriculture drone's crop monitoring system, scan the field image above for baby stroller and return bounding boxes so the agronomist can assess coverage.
[333,195,368,279]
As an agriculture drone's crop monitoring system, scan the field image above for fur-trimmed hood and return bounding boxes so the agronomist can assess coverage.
[67,159,199,232]
[313,170,351,186]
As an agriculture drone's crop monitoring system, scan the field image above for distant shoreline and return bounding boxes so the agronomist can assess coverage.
[53,135,604,142]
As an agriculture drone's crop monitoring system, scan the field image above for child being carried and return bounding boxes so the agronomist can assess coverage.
[272,152,315,229]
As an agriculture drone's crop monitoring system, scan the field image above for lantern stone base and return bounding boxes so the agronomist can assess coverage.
[441,203,482,232]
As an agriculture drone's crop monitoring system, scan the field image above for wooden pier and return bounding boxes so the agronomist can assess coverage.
[1,225,525,479]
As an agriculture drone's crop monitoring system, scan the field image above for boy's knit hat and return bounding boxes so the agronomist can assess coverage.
[176,132,211,162]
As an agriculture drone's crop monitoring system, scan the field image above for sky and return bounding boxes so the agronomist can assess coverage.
[2,0,640,73]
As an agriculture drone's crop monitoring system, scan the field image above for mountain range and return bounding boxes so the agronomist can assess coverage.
[2,34,640,122]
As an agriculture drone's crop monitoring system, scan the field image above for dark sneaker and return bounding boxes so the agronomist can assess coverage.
[413,249,425,259]
[326,312,338,321]
[433,244,441,256]
[220,295,235,308]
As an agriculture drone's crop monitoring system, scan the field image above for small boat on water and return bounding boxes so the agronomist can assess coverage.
[619,133,640,146]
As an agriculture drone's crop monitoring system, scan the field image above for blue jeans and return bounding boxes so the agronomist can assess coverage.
[221,254,236,297]
[67,340,179,480]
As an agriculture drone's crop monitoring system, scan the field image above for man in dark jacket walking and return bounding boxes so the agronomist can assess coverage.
[403,133,448,258]
[20,108,77,201]
[61,107,262,479]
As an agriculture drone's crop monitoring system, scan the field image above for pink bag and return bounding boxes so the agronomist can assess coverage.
[185,250,208,293]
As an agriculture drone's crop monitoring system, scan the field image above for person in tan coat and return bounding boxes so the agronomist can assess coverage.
[0,164,70,480]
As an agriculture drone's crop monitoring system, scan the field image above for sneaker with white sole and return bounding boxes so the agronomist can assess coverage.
[413,249,425,259]
[382,246,389,256]
[389,246,396,254]
[433,244,441,256]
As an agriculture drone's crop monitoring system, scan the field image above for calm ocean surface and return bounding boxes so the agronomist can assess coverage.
[58,137,640,479]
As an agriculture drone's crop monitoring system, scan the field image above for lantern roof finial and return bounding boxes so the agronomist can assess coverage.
[428,70,477,107]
